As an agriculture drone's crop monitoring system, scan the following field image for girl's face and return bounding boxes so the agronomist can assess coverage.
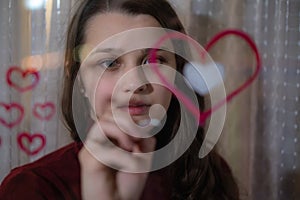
[79,12,176,129]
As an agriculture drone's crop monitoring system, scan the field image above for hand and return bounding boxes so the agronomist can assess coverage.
[78,115,156,200]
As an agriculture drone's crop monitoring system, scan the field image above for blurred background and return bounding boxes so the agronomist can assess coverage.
[0,0,299,199]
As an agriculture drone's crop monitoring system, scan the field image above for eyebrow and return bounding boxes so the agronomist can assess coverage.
[91,48,124,55]
[90,47,172,57]
[145,47,172,53]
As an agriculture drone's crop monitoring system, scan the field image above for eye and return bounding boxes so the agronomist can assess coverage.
[98,58,121,70]
[142,56,167,65]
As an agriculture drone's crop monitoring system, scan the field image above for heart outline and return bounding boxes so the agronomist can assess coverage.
[149,29,261,124]
[0,102,24,128]
[149,29,261,158]
[17,132,46,156]
[6,66,40,92]
[33,102,56,121]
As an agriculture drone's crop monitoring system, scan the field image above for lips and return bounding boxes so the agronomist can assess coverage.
[119,100,151,116]
[128,101,151,115]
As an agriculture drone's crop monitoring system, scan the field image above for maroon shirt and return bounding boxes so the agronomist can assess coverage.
[0,142,170,199]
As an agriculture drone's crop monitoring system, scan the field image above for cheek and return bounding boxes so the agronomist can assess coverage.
[93,78,115,114]
[154,86,173,109]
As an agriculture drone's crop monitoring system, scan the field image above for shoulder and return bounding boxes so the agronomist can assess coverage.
[8,142,81,178]
[0,169,47,199]
[0,142,82,199]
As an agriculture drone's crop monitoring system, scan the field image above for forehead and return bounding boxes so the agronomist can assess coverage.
[80,12,175,62]
[84,12,162,46]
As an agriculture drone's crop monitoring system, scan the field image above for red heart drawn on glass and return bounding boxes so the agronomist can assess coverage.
[149,29,261,158]
[33,102,56,121]
[6,66,40,92]
[0,103,24,128]
[149,29,261,124]
[17,132,46,155]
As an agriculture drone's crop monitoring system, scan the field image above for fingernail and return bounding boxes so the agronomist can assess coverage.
[137,119,151,127]
[150,118,161,127]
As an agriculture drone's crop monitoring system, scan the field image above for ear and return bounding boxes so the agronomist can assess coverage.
[77,74,87,97]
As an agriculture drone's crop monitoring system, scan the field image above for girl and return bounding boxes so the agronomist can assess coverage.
[0,0,239,199]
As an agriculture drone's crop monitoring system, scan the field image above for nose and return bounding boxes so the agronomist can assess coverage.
[122,66,151,94]
[117,50,153,94]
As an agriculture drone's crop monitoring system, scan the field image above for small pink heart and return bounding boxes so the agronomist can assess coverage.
[17,132,46,155]
[0,103,24,128]
[6,66,40,92]
[33,102,56,121]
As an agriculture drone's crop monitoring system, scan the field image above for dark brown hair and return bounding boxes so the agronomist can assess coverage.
[61,0,239,199]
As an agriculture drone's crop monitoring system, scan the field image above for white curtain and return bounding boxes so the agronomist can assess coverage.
[0,0,75,181]
[181,0,300,199]
[1,0,299,200]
